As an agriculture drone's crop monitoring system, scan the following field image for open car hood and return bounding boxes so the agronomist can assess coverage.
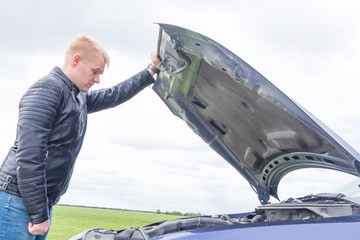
[152,23,360,205]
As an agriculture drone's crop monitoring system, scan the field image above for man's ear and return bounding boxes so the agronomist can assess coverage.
[72,54,81,66]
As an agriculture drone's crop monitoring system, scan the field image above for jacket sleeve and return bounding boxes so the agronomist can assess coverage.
[86,69,155,113]
[16,81,62,224]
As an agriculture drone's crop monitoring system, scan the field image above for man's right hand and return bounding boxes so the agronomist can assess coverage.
[28,219,50,235]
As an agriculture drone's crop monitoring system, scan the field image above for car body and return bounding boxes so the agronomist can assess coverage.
[70,24,360,240]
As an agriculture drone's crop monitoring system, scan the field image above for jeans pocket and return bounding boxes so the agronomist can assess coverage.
[0,191,36,239]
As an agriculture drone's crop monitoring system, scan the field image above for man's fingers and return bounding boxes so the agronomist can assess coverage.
[28,220,50,235]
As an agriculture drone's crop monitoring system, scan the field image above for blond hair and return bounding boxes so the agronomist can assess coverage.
[64,35,110,68]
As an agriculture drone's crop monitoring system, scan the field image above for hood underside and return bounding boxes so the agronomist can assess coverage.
[152,23,360,204]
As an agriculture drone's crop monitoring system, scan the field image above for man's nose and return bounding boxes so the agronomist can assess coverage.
[94,75,100,84]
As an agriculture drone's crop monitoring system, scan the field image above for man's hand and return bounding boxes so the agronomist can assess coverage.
[28,219,50,236]
[151,51,161,68]
[148,51,162,76]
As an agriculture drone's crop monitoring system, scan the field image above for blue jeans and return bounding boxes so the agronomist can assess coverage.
[0,191,52,240]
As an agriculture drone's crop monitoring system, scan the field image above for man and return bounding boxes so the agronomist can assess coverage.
[0,35,161,239]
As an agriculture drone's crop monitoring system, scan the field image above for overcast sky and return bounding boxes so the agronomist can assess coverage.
[0,0,360,215]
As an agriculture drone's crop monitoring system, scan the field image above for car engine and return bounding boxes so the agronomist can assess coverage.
[72,193,360,240]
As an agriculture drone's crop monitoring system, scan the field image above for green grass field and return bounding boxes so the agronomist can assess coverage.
[47,205,183,240]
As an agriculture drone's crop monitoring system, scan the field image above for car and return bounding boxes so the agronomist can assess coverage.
[69,23,360,240]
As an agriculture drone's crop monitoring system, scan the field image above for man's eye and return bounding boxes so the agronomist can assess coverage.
[93,71,97,75]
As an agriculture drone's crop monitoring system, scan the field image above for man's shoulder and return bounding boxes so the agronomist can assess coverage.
[37,73,66,89]
[22,76,68,104]
[29,70,71,95]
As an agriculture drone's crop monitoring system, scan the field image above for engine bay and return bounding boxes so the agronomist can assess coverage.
[75,193,360,240]
[229,193,360,223]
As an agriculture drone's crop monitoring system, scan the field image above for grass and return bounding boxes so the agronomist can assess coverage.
[47,205,183,240]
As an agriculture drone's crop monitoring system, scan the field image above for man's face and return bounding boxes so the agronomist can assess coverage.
[73,54,106,92]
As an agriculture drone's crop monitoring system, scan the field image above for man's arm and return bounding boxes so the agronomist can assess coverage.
[86,51,161,113]
[86,68,154,113]
[16,80,62,228]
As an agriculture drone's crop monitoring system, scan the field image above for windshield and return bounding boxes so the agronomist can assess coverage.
[276,168,360,202]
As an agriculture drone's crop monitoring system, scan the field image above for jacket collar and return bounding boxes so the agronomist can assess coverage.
[51,66,80,96]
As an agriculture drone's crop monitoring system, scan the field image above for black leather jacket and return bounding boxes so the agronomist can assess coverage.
[0,66,155,224]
